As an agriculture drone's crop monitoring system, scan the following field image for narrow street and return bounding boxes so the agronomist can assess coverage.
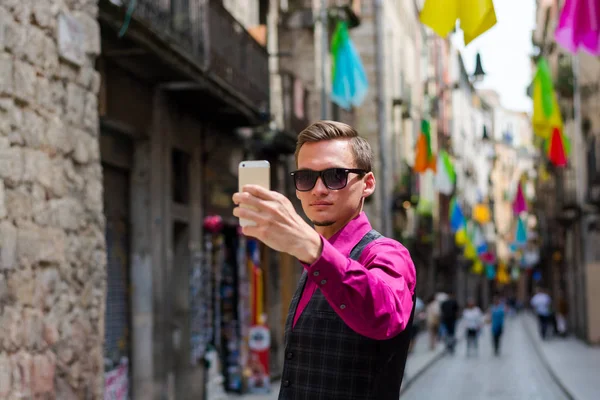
[401,316,568,400]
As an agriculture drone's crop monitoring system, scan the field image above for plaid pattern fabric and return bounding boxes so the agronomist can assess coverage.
[279,230,415,400]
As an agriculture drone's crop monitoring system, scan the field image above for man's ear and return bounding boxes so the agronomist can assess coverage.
[363,172,376,198]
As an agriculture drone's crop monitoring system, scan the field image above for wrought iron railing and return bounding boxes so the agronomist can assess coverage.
[207,0,269,107]
[104,0,269,107]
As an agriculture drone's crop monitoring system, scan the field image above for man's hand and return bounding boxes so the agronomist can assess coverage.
[232,185,322,264]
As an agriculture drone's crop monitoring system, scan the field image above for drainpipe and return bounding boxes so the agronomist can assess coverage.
[374,0,391,237]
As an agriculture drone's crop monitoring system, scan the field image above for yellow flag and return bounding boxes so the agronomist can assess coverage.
[472,259,484,274]
[464,242,477,260]
[459,0,497,45]
[532,79,563,138]
[473,204,491,224]
[419,0,460,38]
[420,0,496,44]
[455,229,467,246]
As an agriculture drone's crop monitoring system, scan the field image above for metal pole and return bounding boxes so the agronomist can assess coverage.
[374,0,391,237]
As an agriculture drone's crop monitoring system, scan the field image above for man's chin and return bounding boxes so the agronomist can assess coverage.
[312,219,335,227]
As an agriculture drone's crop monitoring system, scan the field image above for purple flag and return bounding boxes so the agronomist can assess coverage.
[555,0,600,55]
[512,183,527,215]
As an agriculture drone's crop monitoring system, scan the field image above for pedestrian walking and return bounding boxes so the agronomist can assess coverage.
[463,298,483,356]
[555,290,568,337]
[426,294,441,350]
[233,121,417,400]
[530,287,552,340]
[440,291,459,354]
[488,295,506,356]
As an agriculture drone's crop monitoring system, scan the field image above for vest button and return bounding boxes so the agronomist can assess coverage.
[340,304,346,310]
[283,380,291,387]
[320,279,327,285]
[286,352,293,359]
[313,271,319,276]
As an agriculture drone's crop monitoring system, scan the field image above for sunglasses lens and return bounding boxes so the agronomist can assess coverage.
[323,168,348,190]
[294,170,319,191]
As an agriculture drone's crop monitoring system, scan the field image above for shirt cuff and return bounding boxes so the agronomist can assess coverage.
[301,236,348,291]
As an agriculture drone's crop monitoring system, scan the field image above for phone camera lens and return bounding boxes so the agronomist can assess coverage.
[242,163,245,167]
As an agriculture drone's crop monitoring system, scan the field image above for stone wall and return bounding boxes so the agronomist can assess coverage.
[0,0,106,399]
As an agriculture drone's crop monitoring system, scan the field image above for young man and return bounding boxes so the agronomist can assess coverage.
[233,121,416,400]
[489,295,506,356]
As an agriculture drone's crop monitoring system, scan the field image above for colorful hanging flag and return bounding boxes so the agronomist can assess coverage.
[531,58,564,139]
[414,120,437,173]
[331,21,369,109]
[473,227,488,255]
[515,216,528,245]
[435,150,455,195]
[473,204,491,224]
[555,0,600,55]
[486,263,496,280]
[548,127,568,167]
[419,0,497,45]
[512,182,527,215]
[450,198,466,233]
[455,228,467,246]
[472,259,484,275]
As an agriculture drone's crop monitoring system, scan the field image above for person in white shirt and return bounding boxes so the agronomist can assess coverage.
[530,287,553,339]
[462,298,484,357]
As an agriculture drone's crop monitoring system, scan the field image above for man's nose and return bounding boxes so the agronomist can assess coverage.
[312,176,329,195]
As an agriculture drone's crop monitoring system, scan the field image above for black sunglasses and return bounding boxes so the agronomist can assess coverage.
[290,168,367,191]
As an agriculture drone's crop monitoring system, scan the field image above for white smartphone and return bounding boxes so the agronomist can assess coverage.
[238,160,271,227]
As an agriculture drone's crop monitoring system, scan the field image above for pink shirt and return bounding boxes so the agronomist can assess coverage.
[292,212,416,340]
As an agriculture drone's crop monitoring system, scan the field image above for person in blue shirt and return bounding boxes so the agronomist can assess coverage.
[489,295,506,356]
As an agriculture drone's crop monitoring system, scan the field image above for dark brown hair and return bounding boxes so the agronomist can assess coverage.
[295,120,373,171]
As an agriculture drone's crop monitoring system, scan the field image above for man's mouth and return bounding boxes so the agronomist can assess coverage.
[310,201,333,206]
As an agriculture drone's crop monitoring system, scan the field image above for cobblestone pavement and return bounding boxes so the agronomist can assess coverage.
[401,316,569,400]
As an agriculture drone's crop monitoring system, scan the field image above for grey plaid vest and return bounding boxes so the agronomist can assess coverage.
[278,230,415,400]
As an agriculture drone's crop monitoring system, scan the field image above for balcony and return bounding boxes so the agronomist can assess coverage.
[280,70,310,136]
[99,0,269,124]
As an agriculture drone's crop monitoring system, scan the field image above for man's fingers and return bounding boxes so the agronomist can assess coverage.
[233,205,269,225]
[242,184,279,200]
[233,191,265,209]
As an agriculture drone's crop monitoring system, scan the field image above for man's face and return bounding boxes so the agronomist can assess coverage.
[296,139,375,232]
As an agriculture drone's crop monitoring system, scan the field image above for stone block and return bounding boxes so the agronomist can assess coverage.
[58,12,85,67]
[66,83,86,126]
[73,11,100,56]
[0,221,17,270]
[0,180,5,219]
[23,25,46,67]
[31,0,54,30]
[5,186,33,221]
[0,7,8,51]
[17,225,66,265]
[49,158,68,197]
[50,79,66,114]
[10,351,33,398]
[23,307,44,351]
[22,148,53,189]
[43,34,59,76]
[85,177,104,216]
[4,16,26,57]
[72,128,98,164]
[36,198,84,230]
[32,352,55,394]
[0,53,13,95]
[21,108,47,148]
[83,91,98,133]
[0,147,23,186]
[10,0,31,24]
[36,75,55,113]
[46,116,72,155]
[0,352,10,397]
[1,306,22,351]
[34,268,60,312]
[13,59,36,104]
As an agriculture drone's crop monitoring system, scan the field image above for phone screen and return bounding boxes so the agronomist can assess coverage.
[238,160,270,227]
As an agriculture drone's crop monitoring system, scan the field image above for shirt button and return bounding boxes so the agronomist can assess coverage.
[286,352,293,360]
[313,271,320,276]
[340,304,346,310]
[283,380,291,387]
[320,279,327,285]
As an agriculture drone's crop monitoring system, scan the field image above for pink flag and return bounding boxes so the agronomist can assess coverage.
[512,182,527,215]
[555,0,600,55]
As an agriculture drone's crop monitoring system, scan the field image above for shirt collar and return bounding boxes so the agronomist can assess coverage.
[327,212,373,257]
